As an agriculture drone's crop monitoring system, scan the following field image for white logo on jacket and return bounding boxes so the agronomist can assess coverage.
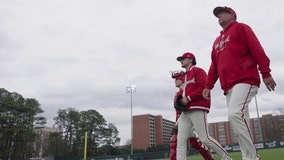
[215,35,230,52]
[181,77,195,90]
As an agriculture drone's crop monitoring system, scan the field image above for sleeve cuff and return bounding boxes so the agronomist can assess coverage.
[262,72,271,79]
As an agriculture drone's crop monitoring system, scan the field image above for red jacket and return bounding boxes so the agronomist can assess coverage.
[183,66,210,112]
[206,21,271,93]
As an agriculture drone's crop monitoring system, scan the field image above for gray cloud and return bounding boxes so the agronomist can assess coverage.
[1,0,283,144]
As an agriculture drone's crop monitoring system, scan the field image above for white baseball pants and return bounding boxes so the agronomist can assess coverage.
[226,83,259,160]
[176,110,229,160]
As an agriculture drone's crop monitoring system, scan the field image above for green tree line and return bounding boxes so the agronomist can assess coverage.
[0,88,122,159]
[0,88,46,159]
[51,107,121,157]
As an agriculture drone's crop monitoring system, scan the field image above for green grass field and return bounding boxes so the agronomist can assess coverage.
[159,147,284,160]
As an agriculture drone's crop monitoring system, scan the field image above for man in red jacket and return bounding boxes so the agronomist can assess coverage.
[202,6,277,160]
[169,71,213,160]
[175,52,231,160]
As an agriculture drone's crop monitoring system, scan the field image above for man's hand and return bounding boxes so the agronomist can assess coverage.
[181,97,189,106]
[263,76,276,91]
[202,88,211,100]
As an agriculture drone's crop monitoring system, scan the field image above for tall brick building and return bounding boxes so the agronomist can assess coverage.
[133,114,175,150]
[208,114,284,145]
[132,113,284,150]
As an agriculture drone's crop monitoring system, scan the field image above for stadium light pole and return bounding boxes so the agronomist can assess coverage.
[126,85,136,155]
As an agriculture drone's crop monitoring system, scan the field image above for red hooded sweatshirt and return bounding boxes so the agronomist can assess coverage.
[206,21,272,93]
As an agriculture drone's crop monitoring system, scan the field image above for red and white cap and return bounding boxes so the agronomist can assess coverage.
[176,52,196,65]
[171,71,185,79]
[176,52,195,61]
[213,6,237,20]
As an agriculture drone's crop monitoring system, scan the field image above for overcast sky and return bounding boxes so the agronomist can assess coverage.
[1,0,283,145]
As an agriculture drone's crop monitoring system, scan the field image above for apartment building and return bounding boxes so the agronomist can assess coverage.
[133,113,284,150]
[33,126,61,158]
[133,114,175,150]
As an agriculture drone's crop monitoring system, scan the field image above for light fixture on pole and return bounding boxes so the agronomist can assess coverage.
[126,85,136,155]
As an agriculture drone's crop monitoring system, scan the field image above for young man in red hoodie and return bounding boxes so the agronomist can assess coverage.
[202,6,276,160]
[175,52,231,160]
[169,71,213,160]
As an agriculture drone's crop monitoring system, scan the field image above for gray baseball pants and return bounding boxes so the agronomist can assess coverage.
[176,110,229,160]
[226,83,260,160]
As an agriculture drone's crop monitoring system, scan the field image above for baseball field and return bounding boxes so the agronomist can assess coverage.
[160,148,284,160]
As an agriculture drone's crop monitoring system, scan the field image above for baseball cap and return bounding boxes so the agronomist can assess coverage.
[213,6,237,20]
[171,71,185,79]
[176,52,196,63]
